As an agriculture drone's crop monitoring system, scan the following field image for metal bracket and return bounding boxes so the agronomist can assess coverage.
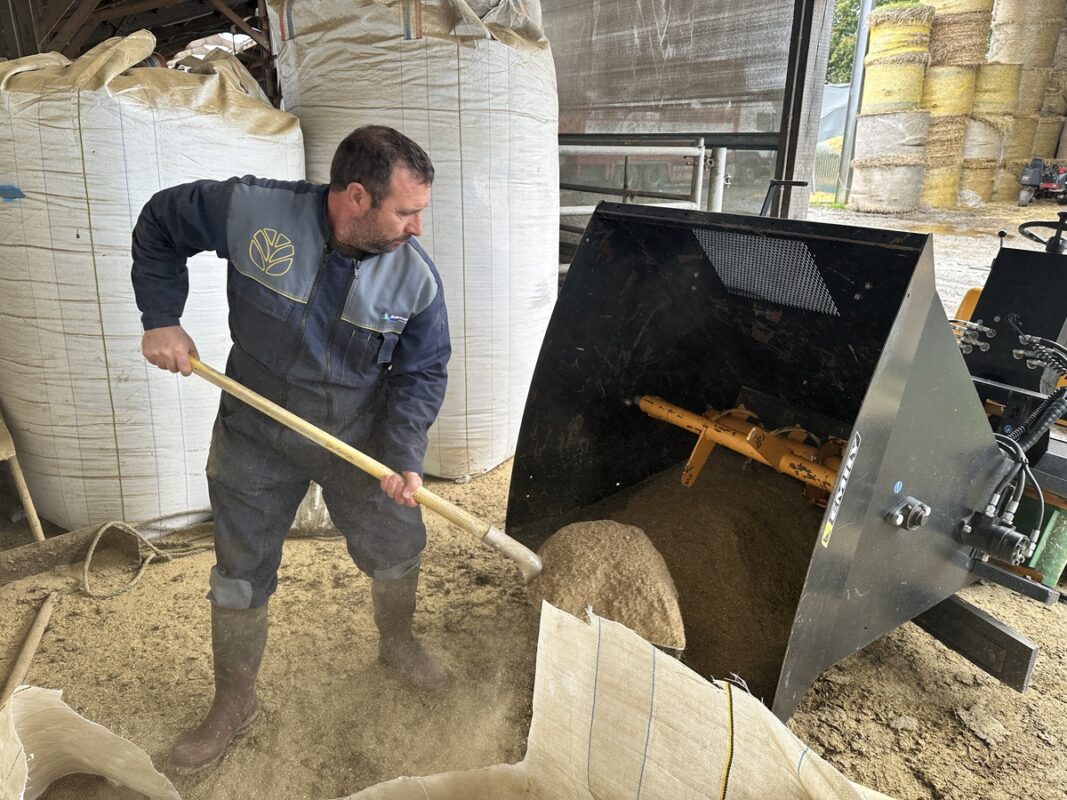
[913,594,1040,693]
[971,558,1061,605]
[884,495,931,530]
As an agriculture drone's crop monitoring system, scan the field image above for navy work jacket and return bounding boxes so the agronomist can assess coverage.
[130,176,451,475]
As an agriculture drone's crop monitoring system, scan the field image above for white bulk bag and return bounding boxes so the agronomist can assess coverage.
[0,32,305,530]
[268,0,559,478]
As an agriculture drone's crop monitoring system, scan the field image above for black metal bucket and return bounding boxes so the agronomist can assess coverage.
[507,203,1004,719]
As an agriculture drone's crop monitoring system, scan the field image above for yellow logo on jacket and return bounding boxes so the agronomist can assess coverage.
[249,228,295,276]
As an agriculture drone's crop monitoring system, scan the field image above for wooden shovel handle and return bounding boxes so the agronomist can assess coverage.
[189,357,542,581]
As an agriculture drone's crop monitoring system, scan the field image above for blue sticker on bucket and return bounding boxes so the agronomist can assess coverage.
[893,480,903,494]
[0,185,26,202]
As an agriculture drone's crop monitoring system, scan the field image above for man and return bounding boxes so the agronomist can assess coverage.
[131,126,451,772]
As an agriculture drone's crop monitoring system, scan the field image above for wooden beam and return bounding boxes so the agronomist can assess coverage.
[46,0,103,53]
[34,0,78,48]
[61,15,104,57]
[204,0,268,50]
[92,0,189,23]
[0,523,139,588]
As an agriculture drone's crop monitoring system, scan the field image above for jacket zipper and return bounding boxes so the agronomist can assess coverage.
[275,245,331,429]
[324,257,360,425]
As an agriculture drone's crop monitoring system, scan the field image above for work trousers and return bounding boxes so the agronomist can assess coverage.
[205,394,425,609]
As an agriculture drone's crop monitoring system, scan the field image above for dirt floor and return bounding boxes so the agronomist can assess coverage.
[0,199,1066,799]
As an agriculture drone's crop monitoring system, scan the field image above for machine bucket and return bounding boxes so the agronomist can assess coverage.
[506,203,1005,720]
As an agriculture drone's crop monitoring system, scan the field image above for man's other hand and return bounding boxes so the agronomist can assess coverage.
[142,325,199,376]
[380,471,422,508]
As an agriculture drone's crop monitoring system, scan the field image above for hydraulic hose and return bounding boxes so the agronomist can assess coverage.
[1014,387,1067,453]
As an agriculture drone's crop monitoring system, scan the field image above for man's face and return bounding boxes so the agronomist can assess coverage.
[337,166,430,254]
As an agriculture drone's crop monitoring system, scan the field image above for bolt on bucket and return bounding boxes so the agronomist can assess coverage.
[507,203,1006,719]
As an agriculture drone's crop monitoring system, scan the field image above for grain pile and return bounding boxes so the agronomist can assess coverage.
[527,520,686,650]
[576,450,825,702]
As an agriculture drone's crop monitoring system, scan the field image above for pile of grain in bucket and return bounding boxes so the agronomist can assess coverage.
[526,520,686,650]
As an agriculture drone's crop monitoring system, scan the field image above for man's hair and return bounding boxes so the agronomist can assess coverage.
[329,125,434,206]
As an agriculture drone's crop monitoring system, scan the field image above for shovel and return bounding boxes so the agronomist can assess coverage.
[189,357,686,649]
[189,357,542,581]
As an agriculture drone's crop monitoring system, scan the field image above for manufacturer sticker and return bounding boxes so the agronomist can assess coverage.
[821,431,862,548]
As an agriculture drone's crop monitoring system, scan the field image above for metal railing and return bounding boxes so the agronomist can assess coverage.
[559,138,707,216]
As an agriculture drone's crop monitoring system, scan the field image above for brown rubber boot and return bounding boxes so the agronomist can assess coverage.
[168,603,268,773]
[372,568,451,693]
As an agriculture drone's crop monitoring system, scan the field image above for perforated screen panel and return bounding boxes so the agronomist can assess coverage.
[693,229,840,316]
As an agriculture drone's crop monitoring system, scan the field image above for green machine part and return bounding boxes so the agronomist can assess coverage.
[1022,500,1067,589]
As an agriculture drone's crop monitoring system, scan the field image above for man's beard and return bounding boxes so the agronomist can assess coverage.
[338,219,409,254]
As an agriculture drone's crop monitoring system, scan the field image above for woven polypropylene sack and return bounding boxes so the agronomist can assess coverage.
[1,686,178,800]
[267,0,560,479]
[342,605,895,800]
[0,33,304,529]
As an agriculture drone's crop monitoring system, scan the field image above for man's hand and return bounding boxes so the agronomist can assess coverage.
[142,325,199,376]
[380,471,422,508]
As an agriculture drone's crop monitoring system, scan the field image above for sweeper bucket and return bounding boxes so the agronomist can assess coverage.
[507,203,1008,720]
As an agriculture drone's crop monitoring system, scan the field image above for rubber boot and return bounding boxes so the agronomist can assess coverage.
[372,568,451,692]
[168,603,268,772]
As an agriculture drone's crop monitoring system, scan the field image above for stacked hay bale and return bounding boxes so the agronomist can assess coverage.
[962,62,1021,204]
[989,0,1066,196]
[921,0,993,207]
[850,5,934,213]
[1053,26,1067,158]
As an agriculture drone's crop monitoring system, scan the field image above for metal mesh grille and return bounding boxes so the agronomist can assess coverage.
[693,229,840,316]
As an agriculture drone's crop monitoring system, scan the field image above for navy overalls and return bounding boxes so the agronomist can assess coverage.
[131,176,451,608]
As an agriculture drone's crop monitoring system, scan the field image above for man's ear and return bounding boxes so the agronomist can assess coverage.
[345,181,372,214]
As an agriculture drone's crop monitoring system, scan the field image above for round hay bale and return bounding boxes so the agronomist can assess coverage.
[921,65,977,116]
[992,0,1066,24]
[963,115,1011,159]
[973,63,1021,115]
[991,161,1027,203]
[958,158,997,206]
[926,115,968,159]
[921,162,963,208]
[928,0,992,11]
[849,157,925,213]
[1004,115,1039,161]
[861,56,928,114]
[1057,122,1067,159]
[989,21,1061,69]
[867,6,935,61]
[855,111,930,159]
[929,12,991,66]
[1033,115,1064,159]
[1042,80,1067,116]
[1055,26,1067,70]
[1018,68,1053,116]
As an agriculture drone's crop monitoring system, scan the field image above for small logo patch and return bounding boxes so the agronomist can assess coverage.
[381,313,408,324]
[249,228,295,276]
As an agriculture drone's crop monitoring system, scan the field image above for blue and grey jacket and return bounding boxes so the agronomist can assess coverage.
[131,176,450,474]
